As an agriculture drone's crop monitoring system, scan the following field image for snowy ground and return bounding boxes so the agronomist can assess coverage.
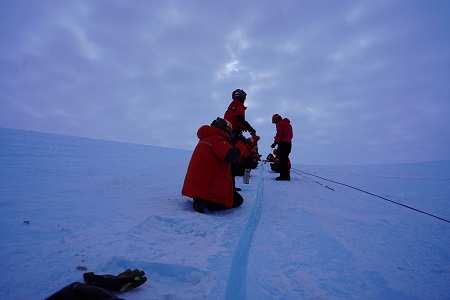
[1,128,449,300]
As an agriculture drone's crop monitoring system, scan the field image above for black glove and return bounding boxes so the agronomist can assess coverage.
[249,129,256,136]
[84,269,147,292]
[271,143,277,148]
[238,135,248,144]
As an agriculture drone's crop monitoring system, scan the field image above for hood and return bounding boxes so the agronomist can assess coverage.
[197,125,229,141]
[282,118,291,124]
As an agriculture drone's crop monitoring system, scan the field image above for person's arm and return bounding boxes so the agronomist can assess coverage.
[236,114,256,135]
[274,122,284,143]
[224,141,246,163]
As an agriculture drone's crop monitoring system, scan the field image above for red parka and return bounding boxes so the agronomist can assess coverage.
[182,125,246,208]
[274,118,293,143]
[224,100,247,132]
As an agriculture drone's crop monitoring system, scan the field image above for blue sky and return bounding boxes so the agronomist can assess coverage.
[1,0,449,165]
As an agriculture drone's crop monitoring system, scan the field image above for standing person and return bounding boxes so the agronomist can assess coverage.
[224,89,256,138]
[182,117,247,213]
[224,89,256,190]
[271,114,293,181]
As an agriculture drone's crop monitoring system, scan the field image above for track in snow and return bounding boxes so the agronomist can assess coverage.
[225,164,265,300]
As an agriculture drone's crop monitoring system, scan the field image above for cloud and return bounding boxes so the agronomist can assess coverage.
[1,0,449,165]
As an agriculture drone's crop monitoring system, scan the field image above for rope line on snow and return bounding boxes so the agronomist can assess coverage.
[291,169,335,191]
[291,167,450,224]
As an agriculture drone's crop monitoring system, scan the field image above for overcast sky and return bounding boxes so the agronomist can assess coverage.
[1,0,449,165]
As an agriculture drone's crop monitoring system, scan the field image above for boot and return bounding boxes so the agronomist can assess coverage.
[193,198,205,213]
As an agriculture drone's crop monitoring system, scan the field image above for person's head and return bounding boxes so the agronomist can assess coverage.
[211,117,233,137]
[232,89,247,103]
[272,114,282,124]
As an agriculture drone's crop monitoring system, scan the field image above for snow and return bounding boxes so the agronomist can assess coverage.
[1,127,449,300]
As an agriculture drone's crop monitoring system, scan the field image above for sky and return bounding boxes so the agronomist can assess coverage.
[1,128,449,299]
[1,0,450,165]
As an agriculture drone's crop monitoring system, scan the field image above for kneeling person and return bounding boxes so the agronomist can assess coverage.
[182,117,247,213]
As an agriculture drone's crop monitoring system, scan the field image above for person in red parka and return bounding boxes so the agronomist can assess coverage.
[224,89,256,137]
[224,89,256,191]
[182,117,247,213]
[271,114,293,181]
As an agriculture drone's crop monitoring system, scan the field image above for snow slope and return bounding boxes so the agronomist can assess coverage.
[0,128,449,300]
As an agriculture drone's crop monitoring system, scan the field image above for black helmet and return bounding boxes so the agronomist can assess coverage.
[211,117,233,136]
[232,89,247,102]
[272,114,282,124]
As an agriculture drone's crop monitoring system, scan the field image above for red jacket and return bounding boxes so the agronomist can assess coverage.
[182,125,246,208]
[224,100,247,132]
[274,118,293,143]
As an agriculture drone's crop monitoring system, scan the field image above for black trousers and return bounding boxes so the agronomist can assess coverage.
[277,141,292,179]
[204,191,244,211]
[230,130,243,188]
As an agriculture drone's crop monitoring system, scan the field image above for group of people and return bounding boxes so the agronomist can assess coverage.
[47,90,291,298]
[235,134,261,176]
[182,89,293,213]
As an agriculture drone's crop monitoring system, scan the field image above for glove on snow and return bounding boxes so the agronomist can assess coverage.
[83,269,147,292]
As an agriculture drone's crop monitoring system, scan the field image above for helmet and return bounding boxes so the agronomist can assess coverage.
[211,117,233,136]
[272,114,282,124]
[232,89,247,102]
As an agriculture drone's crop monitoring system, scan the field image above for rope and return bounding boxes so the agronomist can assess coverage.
[291,168,450,224]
